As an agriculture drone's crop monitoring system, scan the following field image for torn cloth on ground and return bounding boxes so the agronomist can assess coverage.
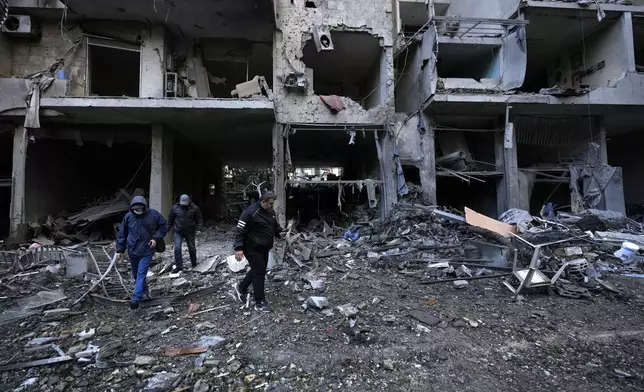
[364,179,378,208]
[24,73,55,129]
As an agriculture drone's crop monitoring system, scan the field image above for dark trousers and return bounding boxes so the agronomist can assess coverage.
[173,231,197,269]
[129,254,151,302]
[239,248,269,303]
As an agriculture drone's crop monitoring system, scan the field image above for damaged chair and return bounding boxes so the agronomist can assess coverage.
[503,246,586,296]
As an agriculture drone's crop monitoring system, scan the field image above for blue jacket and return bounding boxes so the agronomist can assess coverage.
[116,196,168,258]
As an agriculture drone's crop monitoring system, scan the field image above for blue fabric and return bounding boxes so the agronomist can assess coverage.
[116,196,168,258]
[343,225,362,241]
[129,254,152,303]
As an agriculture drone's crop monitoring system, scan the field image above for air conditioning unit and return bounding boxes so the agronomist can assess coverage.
[2,15,39,38]
[312,26,334,52]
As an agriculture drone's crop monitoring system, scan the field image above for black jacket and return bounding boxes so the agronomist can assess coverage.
[167,202,203,234]
[234,202,281,251]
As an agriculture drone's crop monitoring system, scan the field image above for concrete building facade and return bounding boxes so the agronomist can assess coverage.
[1,0,644,239]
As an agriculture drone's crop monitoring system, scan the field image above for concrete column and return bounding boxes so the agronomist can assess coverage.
[503,121,520,210]
[272,123,286,228]
[140,26,166,98]
[10,125,28,238]
[149,125,174,226]
[494,131,507,216]
[598,116,608,165]
[419,112,436,205]
[378,129,398,218]
[621,13,636,73]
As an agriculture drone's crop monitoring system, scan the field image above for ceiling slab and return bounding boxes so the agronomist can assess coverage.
[60,0,274,41]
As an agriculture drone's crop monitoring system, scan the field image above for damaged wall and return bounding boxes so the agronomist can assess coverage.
[547,13,635,89]
[395,27,436,112]
[0,32,11,77]
[11,23,86,95]
[273,0,395,124]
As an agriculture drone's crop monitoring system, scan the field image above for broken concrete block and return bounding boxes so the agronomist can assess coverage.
[197,336,225,348]
[134,356,157,366]
[383,315,396,323]
[172,278,189,288]
[97,325,113,335]
[305,278,326,291]
[144,372,180,391]
[456,265,473,278]
[564,247,584,256]
[192,256,220,274]
[409,311,441,327]
[336,304,359,318]
[453,280,469,289]
[42,308,70,321]
[306,296,329,309]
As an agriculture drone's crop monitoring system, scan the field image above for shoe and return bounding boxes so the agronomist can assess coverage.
[172,265,183,273]
[191,261,198,268]
[130,302,140,310]
[233,283,246,303]
[254,300,272,313]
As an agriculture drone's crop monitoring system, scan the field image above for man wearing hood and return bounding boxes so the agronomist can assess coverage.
[116,196,168,309]
[167,194,203,271]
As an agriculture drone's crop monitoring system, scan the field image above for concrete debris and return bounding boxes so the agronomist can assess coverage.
[143,372,180,391]
[336,304,359,318]
[453,280,469,289]
[409,311,441,327]
[172,277,189,288]
[41,308,70,322]
[306,296,329,309]
[192,256,221,274]
[197,336,226,348]
[0,200,642,390]
[134,356,157,366]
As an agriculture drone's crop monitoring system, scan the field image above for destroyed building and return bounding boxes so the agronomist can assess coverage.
[1,0,644,240]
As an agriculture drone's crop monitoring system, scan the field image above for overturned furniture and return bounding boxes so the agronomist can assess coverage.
[503,246,586,296]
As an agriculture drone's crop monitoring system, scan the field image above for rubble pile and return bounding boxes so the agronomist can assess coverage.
[0,204,643,390]
[25,189,143,247]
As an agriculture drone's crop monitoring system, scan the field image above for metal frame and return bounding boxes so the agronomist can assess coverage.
[503,246,587,296]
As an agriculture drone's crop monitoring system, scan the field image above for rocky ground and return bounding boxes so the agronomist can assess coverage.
[1,224,644,392]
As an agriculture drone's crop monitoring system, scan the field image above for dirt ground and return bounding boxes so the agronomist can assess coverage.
[1,225,644,392]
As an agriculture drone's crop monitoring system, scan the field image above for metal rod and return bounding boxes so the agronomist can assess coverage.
[419,273,512,285]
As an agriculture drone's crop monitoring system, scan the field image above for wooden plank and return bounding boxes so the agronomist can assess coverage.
[465,207,517,238]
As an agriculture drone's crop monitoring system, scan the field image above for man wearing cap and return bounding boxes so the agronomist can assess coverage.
[233,191,283,312]
[167,194,204,271]
[116,196,168,309]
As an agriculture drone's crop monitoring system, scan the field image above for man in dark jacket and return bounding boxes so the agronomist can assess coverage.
[116,196,168,309]
[233,191,282,312]
[167,194,203,271]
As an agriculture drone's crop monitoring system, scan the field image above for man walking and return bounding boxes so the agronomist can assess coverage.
[167,194,203,271]
[233,191,282,312]
[116,196,168,309]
